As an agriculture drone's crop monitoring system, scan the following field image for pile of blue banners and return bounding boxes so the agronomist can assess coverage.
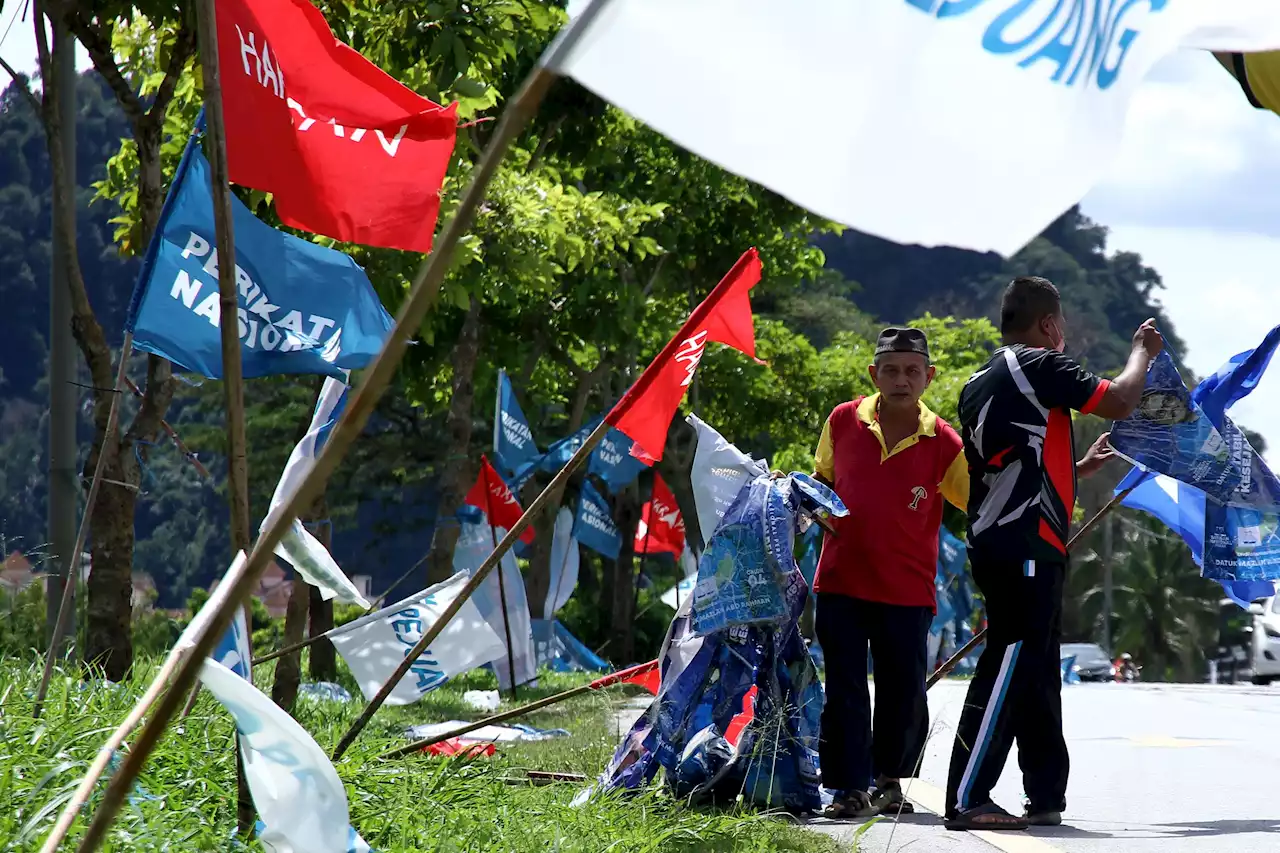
[531,619,609,673]
[578,471,847,813]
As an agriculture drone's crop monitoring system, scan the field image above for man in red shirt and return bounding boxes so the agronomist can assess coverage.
[813,327,969,818]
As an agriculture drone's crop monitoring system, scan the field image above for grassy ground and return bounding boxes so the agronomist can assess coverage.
[0,658,844,852]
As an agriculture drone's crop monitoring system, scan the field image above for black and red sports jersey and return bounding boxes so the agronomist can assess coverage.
[958,345,1110,562]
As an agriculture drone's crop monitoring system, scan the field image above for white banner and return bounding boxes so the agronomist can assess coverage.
[262,375,370,608]
[175,551,253,679]
[454,519,537,690]
[328,572,505,706]
[545,507,580,616]
[559,0,1280,255]
[687,414,766,544]
[199,659,370,853]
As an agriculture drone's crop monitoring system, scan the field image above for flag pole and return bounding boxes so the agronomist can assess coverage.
[73,3,618,845]
[483,466,521,702]
[32,333,134,719]
[192,0,256,833]
[926,485,1135,687]
[381,659,659,760]
[332,418,612,760]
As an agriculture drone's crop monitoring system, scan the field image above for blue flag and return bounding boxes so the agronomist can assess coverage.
[493,370,541,479]
[127,138,393,380]
[572,480,622,559]
[587,426,651,493]
[1116,328,1280,606]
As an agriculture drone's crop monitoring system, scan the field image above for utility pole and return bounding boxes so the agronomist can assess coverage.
[46,13,78,656]
[1102,513,1114,655]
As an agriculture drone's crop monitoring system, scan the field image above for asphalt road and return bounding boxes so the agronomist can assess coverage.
[811,679,1280,853]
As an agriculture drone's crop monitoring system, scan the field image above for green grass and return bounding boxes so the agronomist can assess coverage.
[0,658,844,852]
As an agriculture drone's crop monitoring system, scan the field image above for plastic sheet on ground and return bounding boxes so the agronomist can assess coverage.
[298,682,353,703]
[404,720,571,744]
[578,471,847,814]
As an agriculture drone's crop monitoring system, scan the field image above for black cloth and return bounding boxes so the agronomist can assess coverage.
[959,344,1103,563]
[945,554,1069,816]
[816,592,932,791]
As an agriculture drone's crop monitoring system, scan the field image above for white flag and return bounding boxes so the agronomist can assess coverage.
[263,375,370,608]
[328,572,505,706]
[558,0,1280,255]
[175,551,253,679]
[544,507,580,616]
[454,519,537,690]
[199,659,370,853]
[687,414,766,545]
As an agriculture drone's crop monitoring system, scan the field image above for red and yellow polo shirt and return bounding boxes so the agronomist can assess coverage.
[813,394,968,609]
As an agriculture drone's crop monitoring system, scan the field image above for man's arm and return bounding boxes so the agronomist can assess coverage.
[1089,319,1163,420]
[813,416,835,488]
[940,448,969,512]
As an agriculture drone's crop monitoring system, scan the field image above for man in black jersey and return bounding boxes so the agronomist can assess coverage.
[944,276,1163,832]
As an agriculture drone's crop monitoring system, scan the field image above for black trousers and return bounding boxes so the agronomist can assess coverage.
[946,556,1068,815]
[815,592,932,792]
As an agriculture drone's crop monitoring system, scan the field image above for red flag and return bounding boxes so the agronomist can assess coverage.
[216,0,458,252]
[591,659,660,695]
[605,249,762,462]
[724,686,757,747]
[464,456,535,545]
[635,474,685,557]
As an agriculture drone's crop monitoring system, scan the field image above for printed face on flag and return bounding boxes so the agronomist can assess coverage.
[216,0,458,252]
[129,149,393,380]
[607,249,762,461]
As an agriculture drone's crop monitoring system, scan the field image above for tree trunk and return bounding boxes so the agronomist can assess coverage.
[83,452,137,680]
[608,485,643,663]
[272,492,326,710]
[425,299,484,584]
[306,497,336,681]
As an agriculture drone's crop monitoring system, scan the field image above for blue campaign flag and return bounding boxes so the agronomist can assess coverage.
[587,426,651,493]
[127,137,393,380]
[493,369,541,479]
[540,416,604,474]
[572,480,623,559]
[1117,329,1280,607]
[938,526,967,579]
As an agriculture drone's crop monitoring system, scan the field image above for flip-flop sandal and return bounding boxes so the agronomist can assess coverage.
[870,783,915,815]
[945,802,1029,832]
[822,791,879,820]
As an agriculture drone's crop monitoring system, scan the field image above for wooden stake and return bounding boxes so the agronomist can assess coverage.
[332,417,612,760]
[70,5,606,838]
[192,0,256,833]
[33,334,133,719]
[381,659,658,760]
[926,486,1136,687]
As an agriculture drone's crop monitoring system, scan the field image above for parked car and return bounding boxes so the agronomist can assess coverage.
[1060,643,1115,682]
[1248,595,1280,685]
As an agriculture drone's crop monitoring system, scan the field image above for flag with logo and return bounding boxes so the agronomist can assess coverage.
[262,376,370,608]
[1115,326,1280,606]
[586,425,651,493]
[327,572,505,705]
[687,413,767,545]
[572,479,623,559]
[127,138,394,380]
[175,551,253,679]
[545,507,581,616]
[604,249,763,462]
[215,0,457,252]
[493,369,542,480]
[464,455,536,546]
[635,474,685,557]
[453,517,537,691]
[558,1,1280,256]
[200,659,371,853]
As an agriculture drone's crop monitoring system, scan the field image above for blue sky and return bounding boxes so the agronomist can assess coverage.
[4,11,1279,460]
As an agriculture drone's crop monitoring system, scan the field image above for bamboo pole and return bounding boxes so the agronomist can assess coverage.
[70,4,611,840]
[33,334,133,719]
[925,485,1136,687]
[192,0,256,833]
[381,659,659,760]
[483,469,520,702]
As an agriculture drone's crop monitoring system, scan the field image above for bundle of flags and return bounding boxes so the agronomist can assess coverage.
[1112,326,1280,607]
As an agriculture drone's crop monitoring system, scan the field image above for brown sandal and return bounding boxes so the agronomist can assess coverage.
[945,802,1029,831]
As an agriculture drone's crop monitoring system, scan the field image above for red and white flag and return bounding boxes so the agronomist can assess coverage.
[606,248,762,462]
[216,0,457,253]
[635,474,685,557]
[464,455,535,545]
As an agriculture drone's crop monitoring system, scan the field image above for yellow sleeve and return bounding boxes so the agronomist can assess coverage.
[814,416,835,482]
[940,450,969,512]
[1243,51,1280,115]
